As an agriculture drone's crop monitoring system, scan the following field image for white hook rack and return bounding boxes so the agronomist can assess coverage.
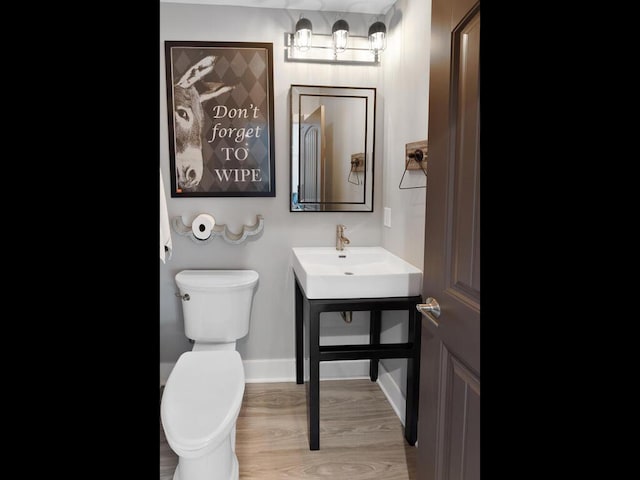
[171,214,264,245]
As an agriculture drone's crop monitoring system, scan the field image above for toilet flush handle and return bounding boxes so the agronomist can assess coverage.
[174,292,190,301]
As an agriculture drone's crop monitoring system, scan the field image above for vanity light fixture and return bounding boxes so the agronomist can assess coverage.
[294,17,313,51]
[285,18,385,66]
[332,19,349,54]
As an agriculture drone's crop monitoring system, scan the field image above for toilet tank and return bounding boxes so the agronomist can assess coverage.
[175,270,259,343]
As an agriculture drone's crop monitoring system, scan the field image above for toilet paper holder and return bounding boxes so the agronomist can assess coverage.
[171,214,264,245]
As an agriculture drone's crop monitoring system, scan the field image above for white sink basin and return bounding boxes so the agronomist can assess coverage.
[292,246,423,299]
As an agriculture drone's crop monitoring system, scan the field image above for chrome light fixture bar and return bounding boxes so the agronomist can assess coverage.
[285,32,379,65]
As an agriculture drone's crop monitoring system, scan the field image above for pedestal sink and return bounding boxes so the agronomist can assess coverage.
[292,246,423,299]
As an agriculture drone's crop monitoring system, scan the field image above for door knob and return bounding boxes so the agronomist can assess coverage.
[416,297,441,326]
[417,297,441,318]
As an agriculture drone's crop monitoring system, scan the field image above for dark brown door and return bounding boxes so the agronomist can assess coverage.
[416,0,480,478]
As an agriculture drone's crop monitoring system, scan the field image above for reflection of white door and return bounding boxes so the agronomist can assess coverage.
[300,124,320,202]
[300,106,325,204]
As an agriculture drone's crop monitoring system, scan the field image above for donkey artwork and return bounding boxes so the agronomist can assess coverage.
[171,55,234,192]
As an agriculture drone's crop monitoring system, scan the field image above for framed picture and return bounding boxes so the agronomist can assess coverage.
[165,41,275,197]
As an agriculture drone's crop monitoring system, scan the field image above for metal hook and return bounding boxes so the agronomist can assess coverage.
[399,148,427,190]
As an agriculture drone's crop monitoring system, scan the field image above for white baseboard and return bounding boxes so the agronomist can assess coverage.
[244,358,370,383]
[159,358,407,426]
[242,358,295,383]
[160,358,370,385]
[376,363,406,426]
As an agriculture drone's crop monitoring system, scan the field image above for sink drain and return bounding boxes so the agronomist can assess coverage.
[344,272,354,275]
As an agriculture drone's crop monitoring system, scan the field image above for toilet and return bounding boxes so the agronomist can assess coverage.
[161,269,259,480]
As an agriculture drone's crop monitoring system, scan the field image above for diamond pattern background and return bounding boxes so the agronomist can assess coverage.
[167,44,274,195]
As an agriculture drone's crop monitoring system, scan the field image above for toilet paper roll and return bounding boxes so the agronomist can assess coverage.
[192,213,216,240]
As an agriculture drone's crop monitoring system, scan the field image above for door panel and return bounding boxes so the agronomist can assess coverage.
[440,347,480,480]
[451,12,481,299]
[417,0,480,478]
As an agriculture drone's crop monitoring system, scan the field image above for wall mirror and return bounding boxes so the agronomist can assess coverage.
[290,85,376,212]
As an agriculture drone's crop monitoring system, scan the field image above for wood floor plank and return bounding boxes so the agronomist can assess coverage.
[160,379,416,480]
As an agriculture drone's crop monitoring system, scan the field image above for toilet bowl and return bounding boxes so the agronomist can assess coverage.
[161,350,244,480]
[161,270,258,480]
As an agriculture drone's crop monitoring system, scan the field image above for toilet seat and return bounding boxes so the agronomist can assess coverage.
[161,350,245,458]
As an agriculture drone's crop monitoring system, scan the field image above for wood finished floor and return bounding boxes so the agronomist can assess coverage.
[160,380,416,480]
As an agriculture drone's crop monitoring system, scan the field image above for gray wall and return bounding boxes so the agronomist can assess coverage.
[378,0,431,396]
[160,0,430,396]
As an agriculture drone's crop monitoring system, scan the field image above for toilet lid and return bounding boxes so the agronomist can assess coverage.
[161,350,245,453]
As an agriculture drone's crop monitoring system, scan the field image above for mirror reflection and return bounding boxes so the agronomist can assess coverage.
[290,85,376,212]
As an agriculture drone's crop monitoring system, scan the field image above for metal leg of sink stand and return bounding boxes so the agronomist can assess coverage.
[369,310,381,381]
[295,280,304,384]
[404,304,422,445]
[308,304,321,450]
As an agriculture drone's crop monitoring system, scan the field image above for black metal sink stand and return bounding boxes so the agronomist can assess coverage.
[294,272,422,450]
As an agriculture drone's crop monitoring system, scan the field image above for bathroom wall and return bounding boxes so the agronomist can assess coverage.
[378,0,431,399]
[160,0,430,410]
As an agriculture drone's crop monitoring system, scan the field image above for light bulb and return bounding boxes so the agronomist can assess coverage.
[332,20,349,53]
[295,18,313,51]
[368,21,387,53]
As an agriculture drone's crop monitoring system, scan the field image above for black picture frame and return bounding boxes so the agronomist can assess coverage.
[165,41,275,197]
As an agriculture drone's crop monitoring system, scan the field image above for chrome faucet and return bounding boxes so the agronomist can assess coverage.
[336,224,350,251]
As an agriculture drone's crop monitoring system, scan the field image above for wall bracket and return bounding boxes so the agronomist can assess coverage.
[171,214,264,245]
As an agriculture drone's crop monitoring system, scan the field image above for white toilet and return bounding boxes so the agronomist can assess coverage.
[161,269,259,480]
